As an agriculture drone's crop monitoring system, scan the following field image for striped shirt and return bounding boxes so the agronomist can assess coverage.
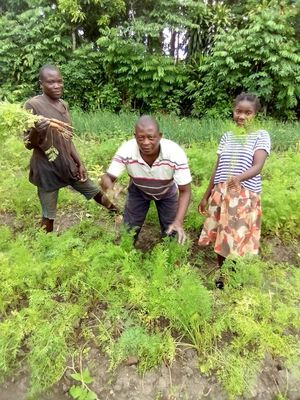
[107,138,192,200]
[214,130,271,193]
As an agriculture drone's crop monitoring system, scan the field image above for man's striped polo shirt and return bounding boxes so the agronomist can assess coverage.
[107,138,192,200]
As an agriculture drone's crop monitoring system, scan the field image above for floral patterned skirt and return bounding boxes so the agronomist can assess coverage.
[198,182,262,258]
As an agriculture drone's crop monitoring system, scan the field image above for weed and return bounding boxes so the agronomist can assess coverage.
[68,351,99,400]
[107,326,176,373]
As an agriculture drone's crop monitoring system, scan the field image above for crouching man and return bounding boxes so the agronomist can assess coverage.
[101,115,192,244]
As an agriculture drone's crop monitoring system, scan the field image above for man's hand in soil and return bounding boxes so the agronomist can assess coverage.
[100,173,116,192]
[166,222,187,245]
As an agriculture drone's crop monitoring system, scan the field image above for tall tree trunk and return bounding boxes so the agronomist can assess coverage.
[72,28,76,51]
[170,30,176,57]
[159,29,164,54]
[175,31,180,64]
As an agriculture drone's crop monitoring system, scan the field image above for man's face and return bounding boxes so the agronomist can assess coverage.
[135,123,161,157]
[40,69,63,100]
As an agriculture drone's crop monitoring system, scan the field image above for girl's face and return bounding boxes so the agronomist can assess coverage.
[233,100,256,126]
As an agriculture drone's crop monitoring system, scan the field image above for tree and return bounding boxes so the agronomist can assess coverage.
[187,0,300,119]
[0,0,299,118]
[186,2,232,59]
[97,29,187,113]
[57,0,126,45]
[0,6,72,101]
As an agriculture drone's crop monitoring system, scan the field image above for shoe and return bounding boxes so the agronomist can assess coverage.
[215,277,224,290]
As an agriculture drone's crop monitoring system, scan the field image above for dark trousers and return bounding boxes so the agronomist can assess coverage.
[123,184,178,238]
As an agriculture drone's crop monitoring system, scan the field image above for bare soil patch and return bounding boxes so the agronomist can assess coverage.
[1,349,300,400]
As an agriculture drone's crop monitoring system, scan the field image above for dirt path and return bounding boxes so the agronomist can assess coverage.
[1,349,300,400]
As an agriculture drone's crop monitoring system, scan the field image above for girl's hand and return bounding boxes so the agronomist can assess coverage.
[198,198,209,216]
[227,176,241,191]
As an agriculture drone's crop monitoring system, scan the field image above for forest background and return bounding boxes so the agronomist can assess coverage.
[1,1,300,399]
[1,0,300,120]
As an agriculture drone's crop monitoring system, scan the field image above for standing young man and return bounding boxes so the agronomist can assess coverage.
[24,64,116,232]
[101,115,192,244]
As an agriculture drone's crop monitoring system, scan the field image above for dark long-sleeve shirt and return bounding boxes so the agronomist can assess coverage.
[24,95,80,191]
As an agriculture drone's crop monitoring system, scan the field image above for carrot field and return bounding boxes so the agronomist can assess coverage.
[0,110,300,400]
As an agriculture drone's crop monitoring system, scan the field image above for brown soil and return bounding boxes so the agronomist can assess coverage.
[1,350,300,400]
[261,236,300,266]
[0,211,27,232]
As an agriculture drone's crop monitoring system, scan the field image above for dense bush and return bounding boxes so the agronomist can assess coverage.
[1,1,299,118]
[187,1,300,119]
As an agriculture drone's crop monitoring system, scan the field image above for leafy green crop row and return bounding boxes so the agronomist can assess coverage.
[1,131,300,239]
[0,223,299,399]
[0,116,300,399]
[71,109,300,151]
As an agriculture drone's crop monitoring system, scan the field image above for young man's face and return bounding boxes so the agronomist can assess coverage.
[135,123,161,157]
[40,69,63,100]
[233,100,256,126]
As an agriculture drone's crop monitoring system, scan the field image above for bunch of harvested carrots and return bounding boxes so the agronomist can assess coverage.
[43,117,73,140]
[0,101,74,140]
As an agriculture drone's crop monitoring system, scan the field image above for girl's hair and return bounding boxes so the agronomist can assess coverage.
[234,92,261,112]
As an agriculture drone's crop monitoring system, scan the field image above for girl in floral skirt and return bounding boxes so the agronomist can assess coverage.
[198,93,271,288]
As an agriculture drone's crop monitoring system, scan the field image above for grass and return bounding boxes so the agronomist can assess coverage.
[71,108,300,151]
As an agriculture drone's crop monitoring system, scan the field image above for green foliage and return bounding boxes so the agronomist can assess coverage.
[0,7,72,102]
[28,299,83,396]
[1,1,300,118]
[69,367,98,400]
[57,0,125,37]
[59,47,107,111]
[108,327,176,373]
[125,242,212,332]
[188,1,300,119]
[0,224,202,393]
[0,310,29,375]
[71,109,300,151]
[0,110,300,399]
[197,257,300,398]
[58,46,123,112]
[1,212,299,399]
[186,1,232,58]
[97,30,187,113]
[69,385,98,400]
[0,102,38,139]
[223,119,265,137]
[263,150,300,238]
[71,368,93,385]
